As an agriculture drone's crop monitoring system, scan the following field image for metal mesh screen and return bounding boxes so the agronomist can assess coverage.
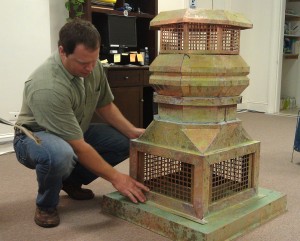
[210,154,252,203]
[161,24,184,51]
[143,153,193,203]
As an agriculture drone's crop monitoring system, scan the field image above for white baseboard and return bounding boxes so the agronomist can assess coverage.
[238,101,268,113]
[0,133,14,143]
[237,102,248,111]
[0,133,14,155]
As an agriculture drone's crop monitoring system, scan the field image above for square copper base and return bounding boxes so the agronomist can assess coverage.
[102,188,286,241]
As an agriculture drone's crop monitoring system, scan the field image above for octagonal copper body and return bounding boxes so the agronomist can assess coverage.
[130,8,259,223]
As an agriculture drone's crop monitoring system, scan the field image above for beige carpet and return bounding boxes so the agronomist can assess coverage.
[0,112,300,241]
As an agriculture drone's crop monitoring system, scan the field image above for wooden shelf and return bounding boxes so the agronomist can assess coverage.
[285,13,300,20]
[82,0,157,128]
[278,107,300,117]
[284,34,300,38]
[91,5,155,18]
[284,53,299,59]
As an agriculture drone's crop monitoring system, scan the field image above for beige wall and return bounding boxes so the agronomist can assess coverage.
[230,0,284,113]
[0,1,68,136]
[0,1,51,124]
[49,0,69,52]
[0,0,285,137]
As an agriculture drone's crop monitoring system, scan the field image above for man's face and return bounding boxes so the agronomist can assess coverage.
[59,44,99,78]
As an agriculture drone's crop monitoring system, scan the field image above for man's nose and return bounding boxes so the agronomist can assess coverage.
[85,64,94,72]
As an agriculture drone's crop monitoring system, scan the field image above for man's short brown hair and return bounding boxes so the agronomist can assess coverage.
[58,18,101,56]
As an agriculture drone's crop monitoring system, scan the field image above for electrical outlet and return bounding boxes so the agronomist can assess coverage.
[8,112,19,121]
[189,0,197,8]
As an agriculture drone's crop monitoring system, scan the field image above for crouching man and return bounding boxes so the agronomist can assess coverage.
[13,19,149,228]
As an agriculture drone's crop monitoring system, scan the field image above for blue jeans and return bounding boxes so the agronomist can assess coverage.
[13,123,129,209]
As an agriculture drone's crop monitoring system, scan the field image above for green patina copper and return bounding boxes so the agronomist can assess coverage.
[150,54,250,97]
[150,9,253,30]
[103,188,286,241]
[102,8,287,241]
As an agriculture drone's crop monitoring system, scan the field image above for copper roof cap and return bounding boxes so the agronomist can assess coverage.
[150,8,253,29]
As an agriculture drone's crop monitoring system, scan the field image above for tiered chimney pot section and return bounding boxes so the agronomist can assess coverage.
[130,9,259,223]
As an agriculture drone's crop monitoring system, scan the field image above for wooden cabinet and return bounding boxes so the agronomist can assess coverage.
[91,66,154,128]
[108,67,156,128]
[81,0,157,128]
[81,0,157,64]
[105,66,145,128]
[110,86,142,127]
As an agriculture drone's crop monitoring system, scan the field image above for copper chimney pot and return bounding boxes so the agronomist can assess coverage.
[130,9,259,223]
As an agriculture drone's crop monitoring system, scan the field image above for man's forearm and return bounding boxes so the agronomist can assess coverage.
[67,137,149,203]
[95,103,139,138]
[68,139,119,183]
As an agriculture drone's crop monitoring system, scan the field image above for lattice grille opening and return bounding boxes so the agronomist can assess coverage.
[143,153,193,203]
[222,26,240,52]
[160,23,240,53]
[210,154,252,203]
[188,23,218,51]
[161,24,184,51]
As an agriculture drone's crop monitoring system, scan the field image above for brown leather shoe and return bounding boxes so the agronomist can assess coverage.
[34,206,60,228]
[62,181,95,200]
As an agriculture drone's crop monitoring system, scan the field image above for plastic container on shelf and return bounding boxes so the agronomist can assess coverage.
[144,47,150,65]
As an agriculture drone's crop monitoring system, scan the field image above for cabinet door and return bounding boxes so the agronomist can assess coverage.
[111,86,143,127]
[107,70,141,87]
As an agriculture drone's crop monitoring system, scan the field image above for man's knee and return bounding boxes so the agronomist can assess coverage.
[117,134,130,153]
[35,135,76,178]
[51,148,76,179]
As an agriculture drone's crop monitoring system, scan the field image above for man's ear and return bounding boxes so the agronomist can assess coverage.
[58,46,66,56]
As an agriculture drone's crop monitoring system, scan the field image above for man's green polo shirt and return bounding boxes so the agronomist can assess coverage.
[16,51,114,140]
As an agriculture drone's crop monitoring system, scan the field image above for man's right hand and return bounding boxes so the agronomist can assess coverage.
[68,139,149,203]
[111,172,150,203]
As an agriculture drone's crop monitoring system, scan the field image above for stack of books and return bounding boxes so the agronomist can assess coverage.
[91,0,116,8]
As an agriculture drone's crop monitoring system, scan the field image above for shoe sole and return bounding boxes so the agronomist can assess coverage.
[34,217,60,228]
[67,193,95,200]
[62,188,95,200]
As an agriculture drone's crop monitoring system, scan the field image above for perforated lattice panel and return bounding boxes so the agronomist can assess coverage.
[160,23,240,54]
[188,23,218,51]
[143,153,193,203]
[222,26,240,52]
[161,24,184,51]
[210,154,252,203]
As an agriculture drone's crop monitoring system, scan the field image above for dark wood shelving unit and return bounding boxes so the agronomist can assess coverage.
[91,5,155,18]
[80,0,158,128]
[284,53,299,59]
[285,13,300,21]
[284,11,300,59]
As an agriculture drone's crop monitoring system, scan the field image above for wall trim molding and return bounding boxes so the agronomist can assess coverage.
[0,133,14,144]
[239,101,268,113]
